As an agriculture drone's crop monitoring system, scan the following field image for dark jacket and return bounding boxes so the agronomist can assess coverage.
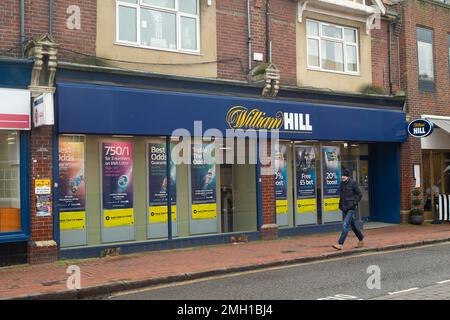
[339,178,362,212]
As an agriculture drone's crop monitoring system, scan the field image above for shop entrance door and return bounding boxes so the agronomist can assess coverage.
[220,164,233,233]
[359,158,370,221]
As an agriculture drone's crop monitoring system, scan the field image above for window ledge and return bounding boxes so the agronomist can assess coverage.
[306,66,361,77]
[0,232,29,244]
[114,42,202,57]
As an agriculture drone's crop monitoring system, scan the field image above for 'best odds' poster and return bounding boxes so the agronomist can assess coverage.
[148,143,177,224]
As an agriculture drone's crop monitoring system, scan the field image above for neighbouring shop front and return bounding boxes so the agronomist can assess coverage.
[0,59,32,265]
[418,116,450,222]
[54,69,406,258]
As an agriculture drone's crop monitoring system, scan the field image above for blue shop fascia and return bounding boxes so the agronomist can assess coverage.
[54,63,406,259]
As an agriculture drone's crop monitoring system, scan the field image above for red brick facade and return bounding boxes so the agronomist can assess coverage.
[28,126,56,264]
[0,1,21,57]
[397,0,450,214]
[216,0,296,85]
[0,0,97,58]
[371,18,402,95]
[260,140,277,240]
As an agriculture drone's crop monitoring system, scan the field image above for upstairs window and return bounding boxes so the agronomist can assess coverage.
[306,20,359,75]
[416,27,435,92]
[116,0,199,53]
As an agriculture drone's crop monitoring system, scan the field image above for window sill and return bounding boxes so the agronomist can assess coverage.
[0,232,29,244]
[306,67,361,77]
[114,42,202,57]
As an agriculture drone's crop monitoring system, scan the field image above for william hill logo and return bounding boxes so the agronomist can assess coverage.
[226,106,312,132]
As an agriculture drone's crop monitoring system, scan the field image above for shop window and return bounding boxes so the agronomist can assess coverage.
[0,131,21,233]
[306,20,359,74]
[416,27,435,92]
[59,135,258,248]
[423,150,450,212]
[116,0,200,53]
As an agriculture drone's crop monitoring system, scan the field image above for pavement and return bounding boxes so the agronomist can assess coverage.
[1,222,450,300]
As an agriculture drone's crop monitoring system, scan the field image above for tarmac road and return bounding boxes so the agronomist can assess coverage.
[107,242,450,300]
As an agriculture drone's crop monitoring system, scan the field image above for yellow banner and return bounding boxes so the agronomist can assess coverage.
[297,198,317,214]
[149,205,177,223]
[276,199,288,214]
[192,203,217,220]
[104,208,134,228]
[60,211,86,230]
[324,197,340,212]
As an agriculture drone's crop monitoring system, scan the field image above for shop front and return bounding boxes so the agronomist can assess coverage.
[54,70,406,258]
[418,116,450,221]
[0,59,32,265]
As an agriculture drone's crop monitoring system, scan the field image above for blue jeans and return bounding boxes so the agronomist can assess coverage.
[338,210,364,245]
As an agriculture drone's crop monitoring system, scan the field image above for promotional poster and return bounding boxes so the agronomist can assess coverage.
[102,142,134,227]
[58,141,86,230]
[295,145,317,214]
[191,143,217,220]
[148,142,177,223]
[322,146,341,212]
[275,144,288,215]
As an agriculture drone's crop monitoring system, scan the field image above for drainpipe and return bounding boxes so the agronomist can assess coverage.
[20,0,25,57]
[265,0,271,63]
[49,0,54,35]
[388,21,394,96]
[247,0,252,76]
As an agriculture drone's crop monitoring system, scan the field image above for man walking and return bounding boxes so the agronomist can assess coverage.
[333,169,365,250]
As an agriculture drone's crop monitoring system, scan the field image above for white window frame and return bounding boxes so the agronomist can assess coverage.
[115,0,201,54]
[306,19,360,76]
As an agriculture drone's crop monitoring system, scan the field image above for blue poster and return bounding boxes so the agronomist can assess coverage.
[191,143,216,204]
[322,146,341,197]
[295,145,317,198]
[191,143,217,220]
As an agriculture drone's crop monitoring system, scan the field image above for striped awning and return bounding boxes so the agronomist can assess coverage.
[427,118,450,135]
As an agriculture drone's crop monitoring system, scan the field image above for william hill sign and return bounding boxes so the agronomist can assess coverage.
[407,119,433,138]
[226,106,313,132]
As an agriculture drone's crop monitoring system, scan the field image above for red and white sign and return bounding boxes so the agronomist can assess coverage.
[0,88,31,130]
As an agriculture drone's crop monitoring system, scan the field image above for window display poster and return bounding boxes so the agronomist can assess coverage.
[295,145,317,214]
[102,142,134,228]
[322,146,341,212]
[275,144,288,214]
[148,143,177,223]
[59,141,86,230]
[191,143,217,220]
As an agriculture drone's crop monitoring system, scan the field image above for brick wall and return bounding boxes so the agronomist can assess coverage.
[216,0,296,85]
[260,140,277,240]
[0,1,96,59]
[398,0,450,212]
[0,0,21,57]
[371,18,402,95]
[53,0,97,58]
[28,125,57,264]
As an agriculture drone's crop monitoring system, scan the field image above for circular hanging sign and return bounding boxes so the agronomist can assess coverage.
[408,119,434,138]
